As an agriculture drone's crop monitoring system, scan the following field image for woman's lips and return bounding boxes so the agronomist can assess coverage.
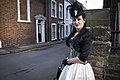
[75,24,78,26]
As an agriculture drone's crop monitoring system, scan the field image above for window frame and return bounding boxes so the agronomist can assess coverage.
[17,0,31,23]
[66,25,68,35]
[59,3,63,19]
[66,8,69,19]
[51,0,57,18]
[51,23,57,40]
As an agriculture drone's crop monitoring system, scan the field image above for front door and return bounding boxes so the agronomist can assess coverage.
[36,20,45,43]
[38,20,42,42]
[59,25,64,39]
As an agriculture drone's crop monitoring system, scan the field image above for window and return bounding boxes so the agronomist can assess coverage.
[51,23,57,40]
[59,25,64,39]
[59,3,63,19]
[66,8,69,19]
[70,25,73,32]
[17,0,31,23]
[51,0,57,17]
[66,26,68,35]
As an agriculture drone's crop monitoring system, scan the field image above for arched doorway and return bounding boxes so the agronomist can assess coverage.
[34,14,46,43]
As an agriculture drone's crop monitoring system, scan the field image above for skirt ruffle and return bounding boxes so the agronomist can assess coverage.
[59,63,95,80]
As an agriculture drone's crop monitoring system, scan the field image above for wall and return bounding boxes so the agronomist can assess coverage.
[118,3,120,46]
[64,0,72,37]
[85,9,110,27]
[86,9,111,80]
[49,0,64,41]
[0,0,45,48]
[88,26,111,80]
[87,8,120,79]
[104,2,120,80]
[105,54,120,80]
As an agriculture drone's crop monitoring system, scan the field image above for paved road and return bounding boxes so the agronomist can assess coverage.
[0,43,70,80]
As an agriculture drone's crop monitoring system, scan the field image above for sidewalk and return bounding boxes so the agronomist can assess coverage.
[0,40,65,55]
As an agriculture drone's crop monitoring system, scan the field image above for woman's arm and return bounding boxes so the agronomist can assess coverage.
[67,57,83,64]
[78,33,92,62]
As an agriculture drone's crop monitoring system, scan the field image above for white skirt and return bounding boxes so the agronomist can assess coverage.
[59,63,95,80]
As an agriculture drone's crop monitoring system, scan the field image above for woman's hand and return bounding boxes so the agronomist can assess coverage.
[62,59,72,65]
[67,57,83,64]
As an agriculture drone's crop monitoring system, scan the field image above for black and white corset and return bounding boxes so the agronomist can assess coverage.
[68,39,79,58]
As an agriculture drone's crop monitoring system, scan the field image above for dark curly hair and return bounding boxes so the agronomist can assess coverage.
[67,1,86,19]
[66,1,87,47]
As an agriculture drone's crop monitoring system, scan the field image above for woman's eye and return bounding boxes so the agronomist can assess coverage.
[73,19,76,21]
[77,18,81,21]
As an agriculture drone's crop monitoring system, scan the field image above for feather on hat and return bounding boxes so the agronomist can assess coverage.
[67,1,86,18]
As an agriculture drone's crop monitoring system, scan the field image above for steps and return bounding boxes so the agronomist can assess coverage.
[104,55,120,80]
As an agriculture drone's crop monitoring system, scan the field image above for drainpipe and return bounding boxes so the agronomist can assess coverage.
[45,0,50,42]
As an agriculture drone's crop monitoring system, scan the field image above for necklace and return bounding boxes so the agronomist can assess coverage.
[71,32,79,39]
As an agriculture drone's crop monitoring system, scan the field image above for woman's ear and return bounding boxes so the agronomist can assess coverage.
[83,19,86,23]
[84,18,86,22]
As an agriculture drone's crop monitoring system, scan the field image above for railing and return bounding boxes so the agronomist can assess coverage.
[111,30,120,54]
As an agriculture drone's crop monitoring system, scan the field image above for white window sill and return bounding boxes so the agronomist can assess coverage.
[51,15,57,18]
[59,17,63,19]
[51,38,57,40]
[17,20,31,23]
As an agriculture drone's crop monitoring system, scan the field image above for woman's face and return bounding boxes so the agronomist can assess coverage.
[72,15,85,31]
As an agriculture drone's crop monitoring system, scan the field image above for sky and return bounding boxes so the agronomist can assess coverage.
[77,0,103,10]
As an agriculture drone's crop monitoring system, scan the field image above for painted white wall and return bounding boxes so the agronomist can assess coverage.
[64,0,72,37]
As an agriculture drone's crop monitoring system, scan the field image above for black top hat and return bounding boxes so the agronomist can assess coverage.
[67,1,85,18]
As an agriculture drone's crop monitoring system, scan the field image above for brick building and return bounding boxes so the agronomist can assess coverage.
[46,0,64,41]
[0,0,66,48]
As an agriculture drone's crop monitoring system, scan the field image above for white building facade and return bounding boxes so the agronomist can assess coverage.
[64,0,72,37]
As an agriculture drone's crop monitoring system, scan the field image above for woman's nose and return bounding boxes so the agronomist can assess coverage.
[75,19,79,23]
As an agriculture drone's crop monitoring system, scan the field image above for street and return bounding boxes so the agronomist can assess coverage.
[0,43,70,80]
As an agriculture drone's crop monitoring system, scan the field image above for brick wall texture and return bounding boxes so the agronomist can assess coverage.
[88,26,111,80]
[89,41,110,80]
[0,0,45,47]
